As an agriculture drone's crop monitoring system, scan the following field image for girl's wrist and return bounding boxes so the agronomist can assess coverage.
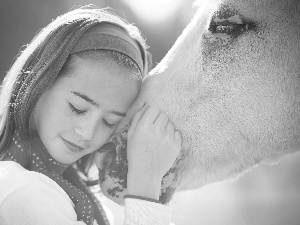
[127,172,162,200]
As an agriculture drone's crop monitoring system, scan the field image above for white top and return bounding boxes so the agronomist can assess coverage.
[0,161,172,225]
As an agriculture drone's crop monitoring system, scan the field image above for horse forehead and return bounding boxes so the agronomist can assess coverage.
[192,0,300,24]
[226,0,298,8]
[187,0,300,58]
[225,0,300,17]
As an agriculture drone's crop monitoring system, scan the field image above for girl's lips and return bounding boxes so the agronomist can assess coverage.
[61,137,84,153]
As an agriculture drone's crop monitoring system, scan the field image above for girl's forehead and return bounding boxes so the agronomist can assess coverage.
[72,56,140,84]
[55,57,140,103]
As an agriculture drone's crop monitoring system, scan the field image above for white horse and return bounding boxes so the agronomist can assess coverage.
[97,0,300,206]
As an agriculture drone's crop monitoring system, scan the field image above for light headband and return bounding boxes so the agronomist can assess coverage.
[71,22,144,74]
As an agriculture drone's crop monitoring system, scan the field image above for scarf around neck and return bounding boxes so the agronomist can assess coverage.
[4,132,110,225]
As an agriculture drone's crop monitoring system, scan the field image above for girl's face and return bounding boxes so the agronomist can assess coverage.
[33,57,140,164]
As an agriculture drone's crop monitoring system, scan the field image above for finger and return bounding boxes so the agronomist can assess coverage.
[128,103,148,135]
[166,121,175,136]
[174,130,182,148]
[154,112,169,130]
[138,105,160,126]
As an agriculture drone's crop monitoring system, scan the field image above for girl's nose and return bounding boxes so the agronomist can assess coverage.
[75,117,99,141]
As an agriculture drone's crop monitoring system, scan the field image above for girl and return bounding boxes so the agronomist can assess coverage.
[0,5,181,225]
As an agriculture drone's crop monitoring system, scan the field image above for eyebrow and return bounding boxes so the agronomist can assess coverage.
[71,91,126,117]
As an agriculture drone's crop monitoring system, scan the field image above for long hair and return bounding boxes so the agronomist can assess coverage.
[0,5,151,161]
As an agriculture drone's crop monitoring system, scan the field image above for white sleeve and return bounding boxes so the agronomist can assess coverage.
[0,184,86,225]
[124,198,172,225]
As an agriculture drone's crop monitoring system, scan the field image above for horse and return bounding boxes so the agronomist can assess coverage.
[96,0,300,207]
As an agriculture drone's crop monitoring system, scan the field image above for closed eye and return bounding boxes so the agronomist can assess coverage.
[68,102,87,115]
[102,118,115,128]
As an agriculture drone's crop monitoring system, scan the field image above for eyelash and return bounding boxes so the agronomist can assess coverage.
[102,119,115,128]
[208,4,256,39]
[69,102,115,128]
[69,102,86,115]
[208,21,256,38]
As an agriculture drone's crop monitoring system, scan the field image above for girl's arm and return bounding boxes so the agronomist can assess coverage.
[124,105,182,225]
[124,198,173,225]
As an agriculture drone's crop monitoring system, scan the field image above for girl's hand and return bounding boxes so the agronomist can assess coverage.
[126,104,182,200]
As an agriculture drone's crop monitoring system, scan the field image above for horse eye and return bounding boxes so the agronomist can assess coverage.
[209,21,253,37]
[207,4,256,40]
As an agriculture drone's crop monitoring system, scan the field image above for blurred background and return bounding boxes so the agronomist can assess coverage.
[1,0,300,224]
